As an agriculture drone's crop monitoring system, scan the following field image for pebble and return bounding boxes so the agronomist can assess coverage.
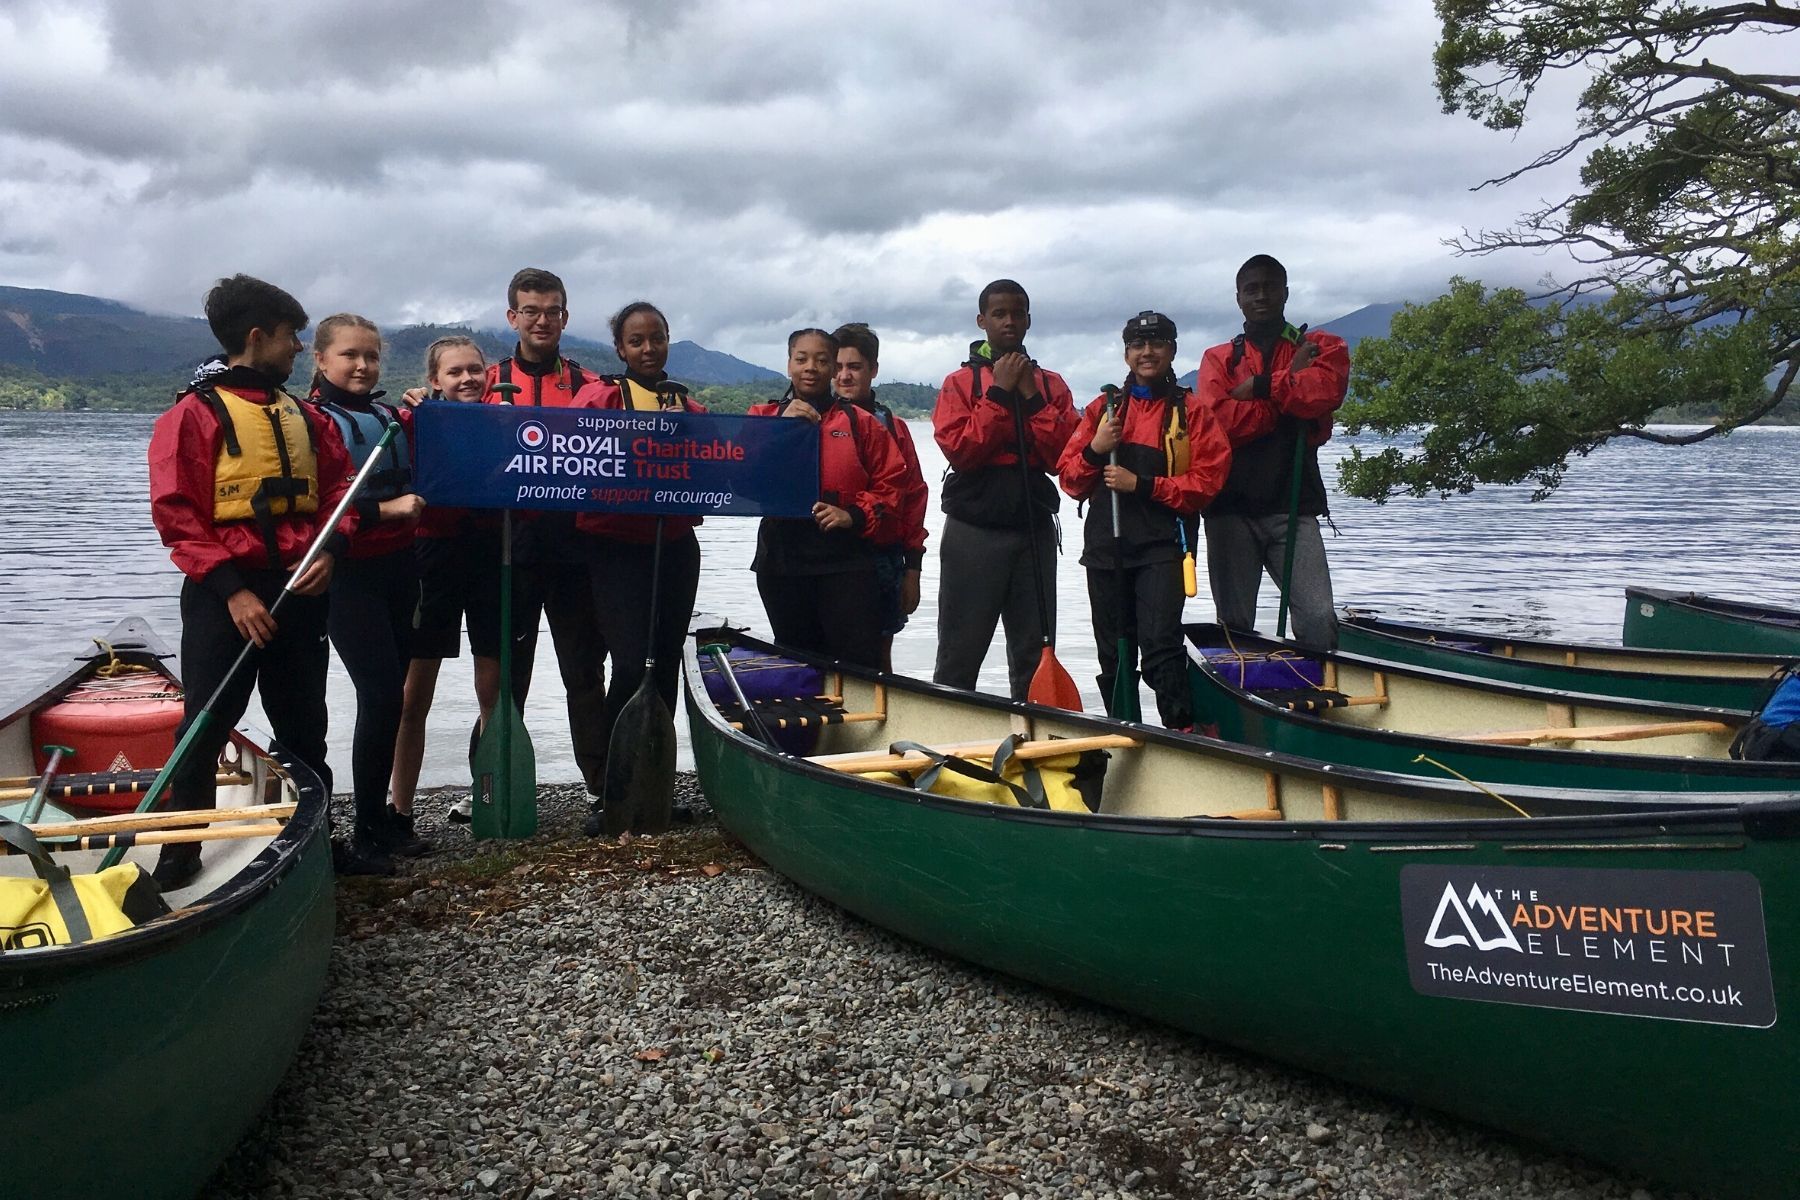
[202,776,1679,1199]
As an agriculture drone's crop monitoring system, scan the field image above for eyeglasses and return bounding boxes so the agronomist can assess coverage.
[512,306,566,323]
[1126,338,1172,350]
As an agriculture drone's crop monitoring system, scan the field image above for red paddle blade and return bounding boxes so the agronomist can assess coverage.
[1028,648,1084,712]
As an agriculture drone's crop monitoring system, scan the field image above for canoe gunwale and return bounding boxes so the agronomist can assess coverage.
[0,619,329,981]
[1626,585,1800,630]
[1185,625,1800,784]
[1342,611,1797,674]
[684,628,1777,844]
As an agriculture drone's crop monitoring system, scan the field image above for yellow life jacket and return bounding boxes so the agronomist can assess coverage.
[610,376,691,412]
[202,387,320,566]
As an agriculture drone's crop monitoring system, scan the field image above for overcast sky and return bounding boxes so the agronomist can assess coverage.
[0,0,1595,393]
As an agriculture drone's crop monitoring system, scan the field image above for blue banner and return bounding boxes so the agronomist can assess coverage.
[412,401,819,517]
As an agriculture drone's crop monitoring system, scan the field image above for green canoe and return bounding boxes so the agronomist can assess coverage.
[685,628,1798,1200]
[1339,610,1789,712]
[1625,585,1800,656]
[1186,624,1800,793]
[0,619,334,1200]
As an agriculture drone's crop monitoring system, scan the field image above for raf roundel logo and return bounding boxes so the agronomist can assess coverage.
[517,420,548,451]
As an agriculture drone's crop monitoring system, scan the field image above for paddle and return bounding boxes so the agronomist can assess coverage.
[1275,324,1310,640]
[701,642,778,748]
[603,516,676,836]
[471,382,536,839]
[100,420,400,869]
[1008,376,1082,711]
[20,745,73,825]
[1106,390,1142,722]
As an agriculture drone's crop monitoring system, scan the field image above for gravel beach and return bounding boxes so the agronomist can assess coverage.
[201,776,1691,1200]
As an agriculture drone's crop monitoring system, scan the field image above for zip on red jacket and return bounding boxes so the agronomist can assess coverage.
[1058,381,1233,568]
[571,373,708,544]
[932,341,1077,529]
[1196,327,1350,519]
[854,397,929,570]
[149,367,358,601]
[748,392,907,575]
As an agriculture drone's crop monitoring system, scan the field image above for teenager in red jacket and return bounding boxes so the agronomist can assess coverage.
[932,279,1077,699]
[484,267,609,798]
[831,322,928,670]
[1195,255,1351,649]
[571,300,706,835]
[307,313,427,873]
[1060,312,1233,728]
[146,275,356,889]
[750,328,908,669]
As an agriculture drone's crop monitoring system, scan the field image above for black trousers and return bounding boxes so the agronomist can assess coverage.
[172,571,331,813]
[328,548,416,839]
[1086,559,1191,728]
[515,558,609,794]
[589,534,702,758]
[756,568,884,670]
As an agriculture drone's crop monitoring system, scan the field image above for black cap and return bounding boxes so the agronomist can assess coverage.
[1123,310,1177,344]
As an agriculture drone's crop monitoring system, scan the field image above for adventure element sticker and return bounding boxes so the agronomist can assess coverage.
[413,402,820,518]
[1400,865,1775,1028]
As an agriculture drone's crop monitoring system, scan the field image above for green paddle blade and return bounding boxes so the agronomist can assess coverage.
[602,673,677,836]
[471,700,535,839]
[1110,641,1143,722]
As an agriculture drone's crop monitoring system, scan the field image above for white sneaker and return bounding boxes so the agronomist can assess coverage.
[447,796,473,824]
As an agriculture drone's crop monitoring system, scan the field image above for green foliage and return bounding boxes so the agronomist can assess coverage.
[0,363,179,411]
[1343,279,1780,499]
[1366,1,1800,499]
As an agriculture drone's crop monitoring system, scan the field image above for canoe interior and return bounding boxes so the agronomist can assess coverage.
[699,631,1737,828]
[1190,625,1745,761]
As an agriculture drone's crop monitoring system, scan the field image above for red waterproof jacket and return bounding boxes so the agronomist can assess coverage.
[149,369,357,599]
[571,374,707,544]
[1195,327,1350,518]
[1059,383,1233,568]
[932,344,1077,529]
[748,393,907,574]
[485,349,601,561]
[854,398,929,568]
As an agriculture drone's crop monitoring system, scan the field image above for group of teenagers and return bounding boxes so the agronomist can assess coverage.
[144,257,1349,887]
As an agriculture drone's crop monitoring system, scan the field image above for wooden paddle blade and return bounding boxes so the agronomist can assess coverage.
[1027,648,1084,712]
[471,701,535,840]
[602,679,677,836]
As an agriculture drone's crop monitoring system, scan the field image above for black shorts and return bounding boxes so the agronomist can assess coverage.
[411,529,504,660]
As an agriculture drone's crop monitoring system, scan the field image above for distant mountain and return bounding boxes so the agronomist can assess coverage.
[1175,301,1408,388]
[0,285,781,392]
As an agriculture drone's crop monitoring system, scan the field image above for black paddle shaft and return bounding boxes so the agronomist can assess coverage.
[1010,389,1055,645]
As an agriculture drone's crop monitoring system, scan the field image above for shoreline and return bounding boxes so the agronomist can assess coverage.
[200,776,1675,1199]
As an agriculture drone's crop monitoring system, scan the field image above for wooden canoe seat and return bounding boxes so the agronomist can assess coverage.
[723,694,885,733]
[814,733,1141,775]
[0,767,253,805]
[1455,718,1733,746]
[1258,688,1390,712]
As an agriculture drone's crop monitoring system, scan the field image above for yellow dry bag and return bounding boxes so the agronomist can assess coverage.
[0,819,170,950]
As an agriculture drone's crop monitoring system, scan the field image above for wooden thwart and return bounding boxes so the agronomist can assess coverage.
[729,709,886,732]
[3,822,287,855]
[0,769,252,804]
[816,733,1141,775]
[1456,719,1733,747]
[27,802,296,840]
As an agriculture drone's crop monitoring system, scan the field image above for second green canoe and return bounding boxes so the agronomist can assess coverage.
[1340,610,1789,712]
[1625,585,1800,656]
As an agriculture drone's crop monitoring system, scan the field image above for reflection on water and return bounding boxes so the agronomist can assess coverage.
[4,411,1797,788]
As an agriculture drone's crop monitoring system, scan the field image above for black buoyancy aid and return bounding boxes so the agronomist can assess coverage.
[1210,330,1328,518]
[940,345,1059,530]
[1080,385,1194,570]
[197,384,321,569]
[312,386,411,501]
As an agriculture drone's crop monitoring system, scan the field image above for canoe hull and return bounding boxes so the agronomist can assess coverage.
[0,620,334,1200]
[1625,586,1800,656]
[689,684,1798,1200]
[1339,614,1785,712]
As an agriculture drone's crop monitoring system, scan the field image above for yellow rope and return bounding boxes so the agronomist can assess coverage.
[1412,754,1532,818]
[91,639,153,679]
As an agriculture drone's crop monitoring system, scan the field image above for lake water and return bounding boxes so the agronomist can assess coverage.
[4,410,1797,787]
